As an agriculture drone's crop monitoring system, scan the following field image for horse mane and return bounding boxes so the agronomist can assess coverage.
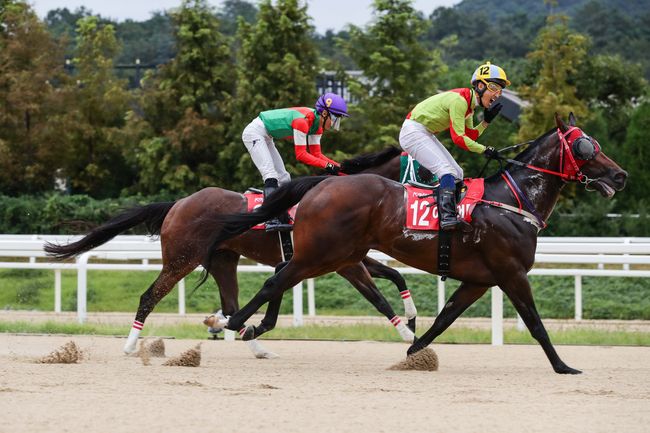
[340,146,401,174]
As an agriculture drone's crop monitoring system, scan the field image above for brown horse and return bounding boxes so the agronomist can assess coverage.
[203,114,627,373]
[44,147,419,357]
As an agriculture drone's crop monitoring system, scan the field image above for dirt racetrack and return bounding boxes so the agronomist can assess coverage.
[1,334,649,433]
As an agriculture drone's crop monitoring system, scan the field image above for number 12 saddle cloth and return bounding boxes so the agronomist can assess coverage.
[404,179,485,231]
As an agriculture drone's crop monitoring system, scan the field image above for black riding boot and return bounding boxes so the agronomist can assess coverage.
[437,186,463,231]
[263,178,292,232]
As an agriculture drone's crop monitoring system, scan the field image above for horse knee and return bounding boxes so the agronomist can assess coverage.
[258,277,279,301]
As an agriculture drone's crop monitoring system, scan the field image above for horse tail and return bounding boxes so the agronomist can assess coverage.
[197,176,329,287]
[44,201,176,260]
[340,146,401,174]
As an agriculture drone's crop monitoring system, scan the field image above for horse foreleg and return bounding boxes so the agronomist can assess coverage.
[225,260,309,332]
[338,263,415,343]
[241,292,284,341]
[499,273,582,374]
[362,256,417,332]
[408,282,488,355]
[124,267,187,354]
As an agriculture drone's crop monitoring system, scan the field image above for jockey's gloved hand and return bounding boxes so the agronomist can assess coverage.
[324,162,340,175]
[483,146,501,159]
[484,102,503,123]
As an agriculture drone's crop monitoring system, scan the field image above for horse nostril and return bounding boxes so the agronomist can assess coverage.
[614,171,628,186]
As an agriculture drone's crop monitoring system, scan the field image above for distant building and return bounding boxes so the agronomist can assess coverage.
[316,70,364,104]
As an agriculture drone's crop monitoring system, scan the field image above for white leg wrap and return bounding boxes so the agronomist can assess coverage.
[123,321,143,354]
[216,315,230,329]
[390,316,415,342]
[245,339,279,359]
[400,290,418,320]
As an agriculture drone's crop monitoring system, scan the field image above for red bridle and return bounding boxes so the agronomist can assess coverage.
[517,127,601,183]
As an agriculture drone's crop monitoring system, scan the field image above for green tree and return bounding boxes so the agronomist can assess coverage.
[518,15,589,140]
[216,0,258,35]
[114,13,175,67]
[54,16,131,197]
[615,102,650,210]
[226,0,319,189]
[340,0,446,152]
[0,0,69,194]
[123,0,235,195]
[576,54,647,150]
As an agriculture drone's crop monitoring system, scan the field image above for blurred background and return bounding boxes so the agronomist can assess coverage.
[0,0,648,236]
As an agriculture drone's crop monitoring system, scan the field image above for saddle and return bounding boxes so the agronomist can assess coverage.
[400,152,438,186]
[244,189,294,262]
[244,190,297,231]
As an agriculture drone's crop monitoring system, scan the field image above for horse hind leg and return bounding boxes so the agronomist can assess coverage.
[337,262,415,343]
[124,266,189,354]
[362,256,417,332]
[225,259,315,334]
[238,261,415,343]
[206,251,278,359]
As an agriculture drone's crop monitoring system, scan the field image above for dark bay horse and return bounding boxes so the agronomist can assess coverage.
[204,114,627,373]
[44,147,418,357]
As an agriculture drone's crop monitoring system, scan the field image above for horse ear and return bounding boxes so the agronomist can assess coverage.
[554,112,567,131]
[568,112,577,126]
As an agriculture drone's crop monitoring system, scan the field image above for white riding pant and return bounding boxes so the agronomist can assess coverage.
[242,117,291,185]
[399,118,463,180]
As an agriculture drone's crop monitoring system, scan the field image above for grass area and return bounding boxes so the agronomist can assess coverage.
[1,321,649,346]
[1,268,649,320]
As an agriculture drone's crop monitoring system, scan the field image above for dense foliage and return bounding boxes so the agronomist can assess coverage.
[0,0,648,234]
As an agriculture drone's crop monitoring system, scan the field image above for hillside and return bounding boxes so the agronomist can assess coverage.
[454,0,650,21]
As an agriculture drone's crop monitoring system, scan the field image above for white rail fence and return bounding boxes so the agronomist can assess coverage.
[1,235,649,345]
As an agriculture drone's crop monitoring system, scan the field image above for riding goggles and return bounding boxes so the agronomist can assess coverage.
[329,113,341,131]
[485,81,504,93]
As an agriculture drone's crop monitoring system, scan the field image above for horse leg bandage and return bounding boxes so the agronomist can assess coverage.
[390,316,415,342]
[400,290,417,320]
[123,320,144,354]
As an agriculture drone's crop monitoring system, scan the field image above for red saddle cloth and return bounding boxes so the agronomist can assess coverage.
[244,193,298,230]
[405,178,485,230]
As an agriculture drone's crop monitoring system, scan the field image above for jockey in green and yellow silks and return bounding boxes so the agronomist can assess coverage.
[399,61,510,231]
[242,93,349,231]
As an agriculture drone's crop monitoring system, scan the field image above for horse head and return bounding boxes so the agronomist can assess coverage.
[554,113,627,198]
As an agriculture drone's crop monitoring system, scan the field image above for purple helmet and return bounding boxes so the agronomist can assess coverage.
[315,93,349,117]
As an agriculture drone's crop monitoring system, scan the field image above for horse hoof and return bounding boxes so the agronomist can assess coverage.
[555,365,582,375]
[255,351,279,359]
[406,344,421,357]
